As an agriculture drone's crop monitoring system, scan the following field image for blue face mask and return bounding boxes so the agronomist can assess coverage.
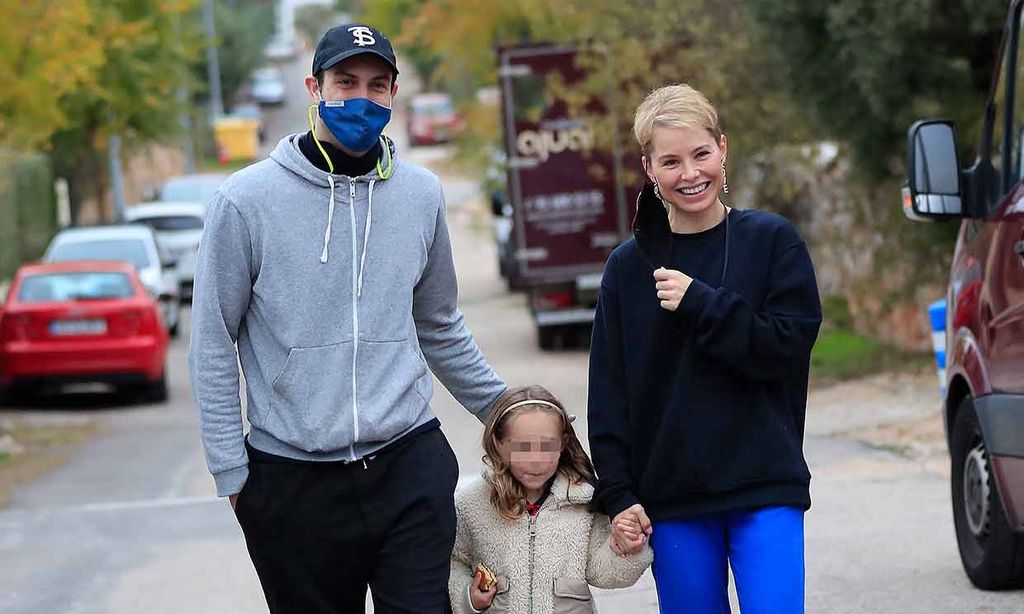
[318,97,392,153]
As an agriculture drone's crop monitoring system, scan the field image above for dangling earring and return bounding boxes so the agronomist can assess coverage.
[721,161,729,195]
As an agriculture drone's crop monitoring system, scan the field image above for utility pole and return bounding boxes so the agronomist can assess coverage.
[202,0,224,120]
[174,6,196,174]
[108,133,126,223]
[179,87,196,174]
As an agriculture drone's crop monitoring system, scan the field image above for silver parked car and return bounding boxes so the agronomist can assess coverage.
[43,225,182,337]
[124,202,205,302]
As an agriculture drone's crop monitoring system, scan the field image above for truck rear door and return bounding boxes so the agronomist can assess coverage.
[498,45,628,285]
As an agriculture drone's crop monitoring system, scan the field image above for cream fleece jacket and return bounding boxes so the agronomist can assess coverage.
[449,472,653,614]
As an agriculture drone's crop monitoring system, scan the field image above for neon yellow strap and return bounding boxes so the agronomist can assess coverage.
[376,131,394,179]
[308,103,335,175]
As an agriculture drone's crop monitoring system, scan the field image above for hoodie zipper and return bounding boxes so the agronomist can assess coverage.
[348,178,360,460]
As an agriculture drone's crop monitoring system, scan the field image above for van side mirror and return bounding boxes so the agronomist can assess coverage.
[903,120,963,220]
[490,190,507,217]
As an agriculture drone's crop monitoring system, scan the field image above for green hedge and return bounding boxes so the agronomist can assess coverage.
[0,150,57,282]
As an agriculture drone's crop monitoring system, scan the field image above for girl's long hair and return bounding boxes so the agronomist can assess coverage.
[483,385,596,522]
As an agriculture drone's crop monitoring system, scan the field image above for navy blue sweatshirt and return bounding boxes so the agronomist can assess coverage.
[588,184,822,522]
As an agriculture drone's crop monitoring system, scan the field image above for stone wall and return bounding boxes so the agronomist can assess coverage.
[734,144,951,352]
[74,144,188,225]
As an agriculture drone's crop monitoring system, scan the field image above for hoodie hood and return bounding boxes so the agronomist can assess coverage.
[268,132,398,266]
[269,132,399,186]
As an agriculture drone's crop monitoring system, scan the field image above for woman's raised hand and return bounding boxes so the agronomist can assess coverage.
[654,268,692,312]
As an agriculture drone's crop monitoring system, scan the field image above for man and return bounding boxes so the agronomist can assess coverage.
[188,23,506,614]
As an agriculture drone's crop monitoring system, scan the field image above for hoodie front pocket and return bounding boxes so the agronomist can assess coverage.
[355,340,431,442]
[268,342,354,452]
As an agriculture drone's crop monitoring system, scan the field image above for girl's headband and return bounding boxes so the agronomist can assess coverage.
[496,399,563,422]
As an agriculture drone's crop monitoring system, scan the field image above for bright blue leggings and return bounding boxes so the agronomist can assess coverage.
[650,506,804,614]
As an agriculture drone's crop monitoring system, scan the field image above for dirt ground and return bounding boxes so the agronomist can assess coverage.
[807,367,949,476]
[0,412,102,507]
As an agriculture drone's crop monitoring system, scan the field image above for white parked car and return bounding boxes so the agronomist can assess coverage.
[158,173,228,208]
[43,225,182,337]
[251,67,286,105]
[124,202,204,303]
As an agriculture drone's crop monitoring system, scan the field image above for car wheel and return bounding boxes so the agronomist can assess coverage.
[168,305,181,338]
[140,371,168,404]
[950,396,1024,589]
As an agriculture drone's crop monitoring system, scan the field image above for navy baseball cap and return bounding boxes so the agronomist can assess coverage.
[312,24,399,77]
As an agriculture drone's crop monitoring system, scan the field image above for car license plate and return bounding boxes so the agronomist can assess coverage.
[50,319,107,336]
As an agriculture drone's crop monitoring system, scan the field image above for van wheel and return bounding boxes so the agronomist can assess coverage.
[950,396,1024,589]
[538,326,559,350]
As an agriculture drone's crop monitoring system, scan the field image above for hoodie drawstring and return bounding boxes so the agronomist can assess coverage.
[320,175,336,263]
[357,179,375,296]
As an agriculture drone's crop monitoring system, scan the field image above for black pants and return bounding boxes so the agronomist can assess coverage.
[234,426,459,614]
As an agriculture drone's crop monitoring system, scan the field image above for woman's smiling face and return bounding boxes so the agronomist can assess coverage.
[644,125,728,220]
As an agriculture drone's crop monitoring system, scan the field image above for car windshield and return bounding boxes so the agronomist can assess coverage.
[131,215,203,232]
[253,70,282,84]
[48,239,151,269]
[159,178,224,203]
[18,272,134,303]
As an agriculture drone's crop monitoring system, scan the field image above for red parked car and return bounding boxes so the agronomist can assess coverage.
[406,93,462,146]
[903,0,1024,589]
[0,261,169,403]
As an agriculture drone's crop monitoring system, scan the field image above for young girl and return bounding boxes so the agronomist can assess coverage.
[449,386,652,614]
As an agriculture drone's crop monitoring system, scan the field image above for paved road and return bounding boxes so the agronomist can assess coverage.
[1,52,1022,614]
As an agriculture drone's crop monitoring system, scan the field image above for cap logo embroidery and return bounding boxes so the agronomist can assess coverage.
[348,26,376,47]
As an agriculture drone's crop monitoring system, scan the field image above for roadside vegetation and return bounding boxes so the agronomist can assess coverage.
[0,1,277,280]
[351,0,1003,362]
[811,296,932,384]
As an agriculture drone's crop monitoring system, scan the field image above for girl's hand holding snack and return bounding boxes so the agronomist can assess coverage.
[469,567,497,610]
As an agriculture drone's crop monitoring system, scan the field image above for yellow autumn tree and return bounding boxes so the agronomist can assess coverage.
[0,1,105,151]
[361,0,808,169]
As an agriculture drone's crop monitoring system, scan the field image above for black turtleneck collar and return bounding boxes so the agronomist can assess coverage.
[298,130,382,177]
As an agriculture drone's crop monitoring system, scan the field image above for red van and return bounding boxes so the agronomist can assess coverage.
[903,0,1024,589]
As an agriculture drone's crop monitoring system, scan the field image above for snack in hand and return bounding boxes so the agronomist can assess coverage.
[475,563,497,591]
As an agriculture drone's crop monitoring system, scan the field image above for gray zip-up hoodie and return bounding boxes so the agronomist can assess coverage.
[188,134,506,496]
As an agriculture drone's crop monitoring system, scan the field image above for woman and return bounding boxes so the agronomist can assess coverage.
[587,84,822,614]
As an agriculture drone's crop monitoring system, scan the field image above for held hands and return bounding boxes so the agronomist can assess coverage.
[469,570,497,611]
[654,268,692,312]
[611,504,652,557]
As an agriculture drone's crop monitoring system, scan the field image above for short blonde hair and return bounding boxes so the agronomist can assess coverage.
[633,84,721,155]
